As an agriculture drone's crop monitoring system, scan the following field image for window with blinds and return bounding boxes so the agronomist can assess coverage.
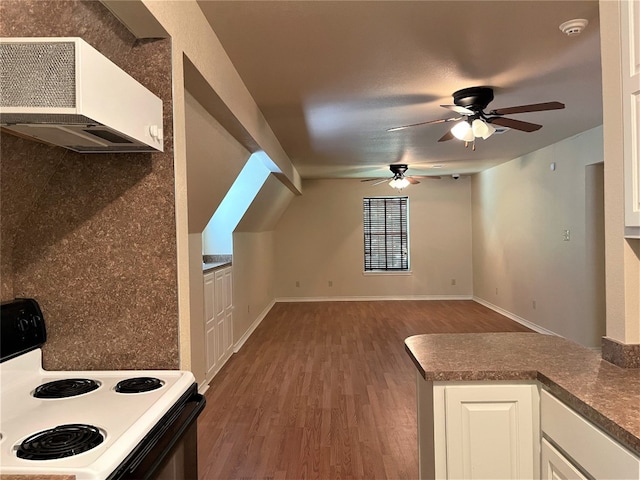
[363,196,409,271]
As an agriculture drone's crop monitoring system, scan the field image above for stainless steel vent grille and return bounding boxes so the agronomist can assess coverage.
[0,41,76,108]
[0,113,94,125]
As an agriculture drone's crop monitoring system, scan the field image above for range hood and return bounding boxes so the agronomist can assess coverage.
[0,37,163,153]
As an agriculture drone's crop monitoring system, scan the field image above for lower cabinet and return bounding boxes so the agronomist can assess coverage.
[417,376,640,480]
[541,438,587,480]
[443,384,539,479]
[541,390,640,480]
[203,266,233,384]
[418,377,539,480]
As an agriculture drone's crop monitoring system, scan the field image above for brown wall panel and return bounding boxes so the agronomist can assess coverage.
[0,0,178,370]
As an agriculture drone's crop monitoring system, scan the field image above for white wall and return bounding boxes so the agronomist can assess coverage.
[203,154,273,255]
[472,126,605,348]
[274,177,473,299]
[232,231,277,345]
[185,89,250,234]
[184,88,251,383]
[232,174,295,344]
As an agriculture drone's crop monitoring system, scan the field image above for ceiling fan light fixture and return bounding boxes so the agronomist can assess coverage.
[472,118,496,139]
[451,121,474,141]
[387,87,564,150]
[389,177,410,190]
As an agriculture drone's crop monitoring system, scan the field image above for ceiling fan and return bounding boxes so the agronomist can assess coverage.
[361,164,440,190]
[387,86,565,149]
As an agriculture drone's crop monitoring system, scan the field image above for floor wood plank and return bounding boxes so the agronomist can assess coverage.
[197,300,533,479]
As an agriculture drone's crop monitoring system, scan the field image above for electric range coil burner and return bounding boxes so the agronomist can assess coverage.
[16,424,104,460]
[115,376,164,394]
[33,378,100,399]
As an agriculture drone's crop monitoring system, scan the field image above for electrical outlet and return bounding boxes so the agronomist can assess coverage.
[562,229,571,241]
[451,279,456,286]
[532,300,536,310]
[295,280,300,288]
[328,280,333,287]
[496,287,499,295]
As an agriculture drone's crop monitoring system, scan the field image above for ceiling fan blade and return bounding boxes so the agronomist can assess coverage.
[361,177,384,182]
[489,101,565,116]
[406,177,420,185]
[410,175,442,180]
[487,116,542,132]
[438,130,455,142]
[441,104,474,115]
[371,178,390,186]
[387,117,461,132]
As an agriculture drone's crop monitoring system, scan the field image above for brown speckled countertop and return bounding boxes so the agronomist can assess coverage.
[405,332,640,456]
[203,255,232,273]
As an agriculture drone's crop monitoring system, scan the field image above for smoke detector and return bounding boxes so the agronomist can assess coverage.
[559,19,588,36]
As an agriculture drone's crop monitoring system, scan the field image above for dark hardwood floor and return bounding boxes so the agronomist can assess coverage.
[197,300,533,480]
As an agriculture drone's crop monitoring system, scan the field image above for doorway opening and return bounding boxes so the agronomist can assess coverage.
[585,162,606,350]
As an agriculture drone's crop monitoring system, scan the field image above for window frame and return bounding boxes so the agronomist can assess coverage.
[363,196,410,273]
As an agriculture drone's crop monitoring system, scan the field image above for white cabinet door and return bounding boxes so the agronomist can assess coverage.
[223,267,233,356]
[541,438,587,480]
[203,266,234,384]
[442,384,538,480]
[214,269,226,365]
[205,325,216,381]
[203,272,217,381]
[621,0,640,236]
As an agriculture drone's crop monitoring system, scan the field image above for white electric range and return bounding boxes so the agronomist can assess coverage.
[0,298,205,479]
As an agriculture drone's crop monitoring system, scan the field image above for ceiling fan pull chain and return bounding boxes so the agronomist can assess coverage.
[472,141,476,151]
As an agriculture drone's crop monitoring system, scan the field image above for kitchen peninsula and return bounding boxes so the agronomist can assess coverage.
[405,332,640,479]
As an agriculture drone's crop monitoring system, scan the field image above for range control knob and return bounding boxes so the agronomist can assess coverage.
[17,317,30,333]
[30,314,41,328]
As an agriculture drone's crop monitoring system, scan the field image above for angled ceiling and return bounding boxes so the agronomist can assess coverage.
[198,0,602,179]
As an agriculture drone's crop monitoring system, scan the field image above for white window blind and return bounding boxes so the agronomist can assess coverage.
[363,196,409,271]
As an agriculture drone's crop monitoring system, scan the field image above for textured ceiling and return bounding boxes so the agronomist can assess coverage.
[198,0,602,179]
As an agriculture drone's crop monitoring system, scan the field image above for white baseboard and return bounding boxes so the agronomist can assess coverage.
[198,383,209,395]
[472,296,559,336]
[275,294,473,302]
[233,299,276,353]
